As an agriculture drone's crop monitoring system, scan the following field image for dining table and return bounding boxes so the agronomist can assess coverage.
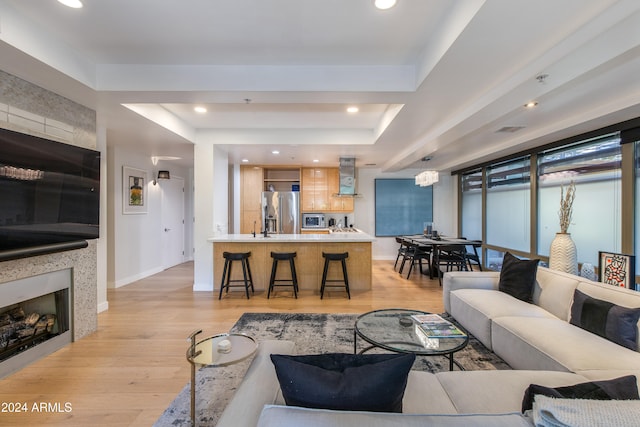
[401,236,482,280]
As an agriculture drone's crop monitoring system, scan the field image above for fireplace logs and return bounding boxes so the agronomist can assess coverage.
[0,304,57,360]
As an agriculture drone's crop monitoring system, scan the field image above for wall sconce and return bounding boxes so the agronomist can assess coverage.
[153,170,171,185]
[415,170,439,187]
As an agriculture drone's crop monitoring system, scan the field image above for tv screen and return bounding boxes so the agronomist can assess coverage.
[0,127,100,255]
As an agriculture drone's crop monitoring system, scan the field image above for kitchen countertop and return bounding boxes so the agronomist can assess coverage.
[208,232,375,243]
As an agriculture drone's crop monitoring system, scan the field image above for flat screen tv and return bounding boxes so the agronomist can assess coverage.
[0,127,100,260]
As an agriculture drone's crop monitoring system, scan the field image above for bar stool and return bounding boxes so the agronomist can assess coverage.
[320,252,350,299]
[268,252,298,299]
[218,251,254,299]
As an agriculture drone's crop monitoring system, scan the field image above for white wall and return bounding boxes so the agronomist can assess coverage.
[355,168,456,260]
[108,145,193,288]
[192,143,229,291]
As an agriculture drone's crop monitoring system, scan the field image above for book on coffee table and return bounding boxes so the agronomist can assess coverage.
[411,314,466,338]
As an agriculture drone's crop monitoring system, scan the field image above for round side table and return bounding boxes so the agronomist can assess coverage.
[186,330,257,427]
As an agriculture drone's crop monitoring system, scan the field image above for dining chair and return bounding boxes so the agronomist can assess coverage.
[393,237,409,271]
[457,237,483,271]
[434,244,467,285]
[400,241,431,279]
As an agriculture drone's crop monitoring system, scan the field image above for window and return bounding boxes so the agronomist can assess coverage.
[634,140,640,273]
[459,119,639,274]
[461,170,482,241]
[538,134,621,265]
[486,157,531,252]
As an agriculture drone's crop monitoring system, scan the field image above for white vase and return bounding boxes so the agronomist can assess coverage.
[549,232,578,275]
[580,262,597,281]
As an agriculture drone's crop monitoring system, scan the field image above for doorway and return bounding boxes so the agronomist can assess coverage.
[161,176,185,269]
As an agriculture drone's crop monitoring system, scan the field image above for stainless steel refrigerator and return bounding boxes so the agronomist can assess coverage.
[262,191,300,234]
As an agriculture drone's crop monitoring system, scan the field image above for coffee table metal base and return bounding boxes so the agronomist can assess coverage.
[354,333,464,371]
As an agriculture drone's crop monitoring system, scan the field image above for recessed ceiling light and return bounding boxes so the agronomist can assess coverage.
[272,150,280,155]
[313,159,319,163]
[374,0,397,10]
[58,0,83,8]
[241,159,249,163]
[524,101,538,108]
[347,106,359,113]
[194,106,207,113]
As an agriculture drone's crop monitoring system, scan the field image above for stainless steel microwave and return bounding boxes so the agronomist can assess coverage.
[302,213,326,228]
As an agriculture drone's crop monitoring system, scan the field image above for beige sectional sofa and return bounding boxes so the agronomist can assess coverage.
[445,266,640,375]
[216,266,640,426]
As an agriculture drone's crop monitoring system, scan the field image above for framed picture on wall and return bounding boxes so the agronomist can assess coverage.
[598,251,636,289]
[123,166,147,214]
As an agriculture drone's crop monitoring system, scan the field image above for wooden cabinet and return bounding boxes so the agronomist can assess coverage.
[241,166,352,224]
[327,168,354,212]
[301,167,354,213]
[301,168,330,212]
[240,166,264,233]
[263,168,300,192]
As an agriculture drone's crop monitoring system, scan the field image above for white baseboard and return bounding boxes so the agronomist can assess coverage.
[193,282,213,292]
[97,301,109,313]
[112,266,165,288]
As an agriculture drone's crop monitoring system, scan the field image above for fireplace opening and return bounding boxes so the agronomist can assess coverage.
[0,288,69,363]
[0,269,72,378]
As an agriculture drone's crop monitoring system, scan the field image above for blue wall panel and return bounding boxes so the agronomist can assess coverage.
[375,179,433,236]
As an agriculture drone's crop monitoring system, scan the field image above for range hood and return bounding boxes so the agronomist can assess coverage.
[335,157,361,197]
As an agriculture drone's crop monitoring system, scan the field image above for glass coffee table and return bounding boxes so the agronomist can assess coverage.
[354,308,469,371]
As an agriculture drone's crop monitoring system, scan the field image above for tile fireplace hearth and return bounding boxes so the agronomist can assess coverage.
[0,269,72,378]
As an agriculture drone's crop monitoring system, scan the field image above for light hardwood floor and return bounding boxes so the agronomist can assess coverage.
[0,259,445,426]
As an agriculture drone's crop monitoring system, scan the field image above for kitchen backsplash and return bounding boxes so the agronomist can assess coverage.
[326,213,356,228]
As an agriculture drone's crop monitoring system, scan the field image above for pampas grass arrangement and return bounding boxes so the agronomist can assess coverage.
[558,181,576,233]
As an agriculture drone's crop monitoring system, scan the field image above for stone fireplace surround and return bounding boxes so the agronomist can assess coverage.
[0,241,98,344]
[0,241,98,377]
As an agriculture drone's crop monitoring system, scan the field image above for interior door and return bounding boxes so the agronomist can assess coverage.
[161,176,185,269]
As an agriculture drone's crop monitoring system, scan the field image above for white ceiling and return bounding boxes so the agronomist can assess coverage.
[1,0,639,171]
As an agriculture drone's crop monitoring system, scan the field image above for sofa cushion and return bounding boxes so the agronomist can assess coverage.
[257,405,533,427]
[442,271,500,314]
[270,353,414,412]
[492,316,640,372]
[576,369,640,387]
[570,289,640,350]
[577,280,640,351]
[532,267,580,321]
[436,370,588,414]
[498,252,539,302]
[521,375,639,412]
[450,289,554,349]
[403,371,458,414]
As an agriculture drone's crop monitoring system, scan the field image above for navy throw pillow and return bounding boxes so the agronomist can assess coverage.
[498,252,539,302]
[521,375,639,412]
[270,352,415,413]
[570,289,640,350]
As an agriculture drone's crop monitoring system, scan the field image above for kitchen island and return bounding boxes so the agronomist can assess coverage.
[208,233,375,293]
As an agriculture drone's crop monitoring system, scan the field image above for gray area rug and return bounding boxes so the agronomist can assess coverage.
[153,312,510,427]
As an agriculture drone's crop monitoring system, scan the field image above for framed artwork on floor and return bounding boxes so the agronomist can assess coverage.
[123,166,147,214]
[598,251,635,289]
